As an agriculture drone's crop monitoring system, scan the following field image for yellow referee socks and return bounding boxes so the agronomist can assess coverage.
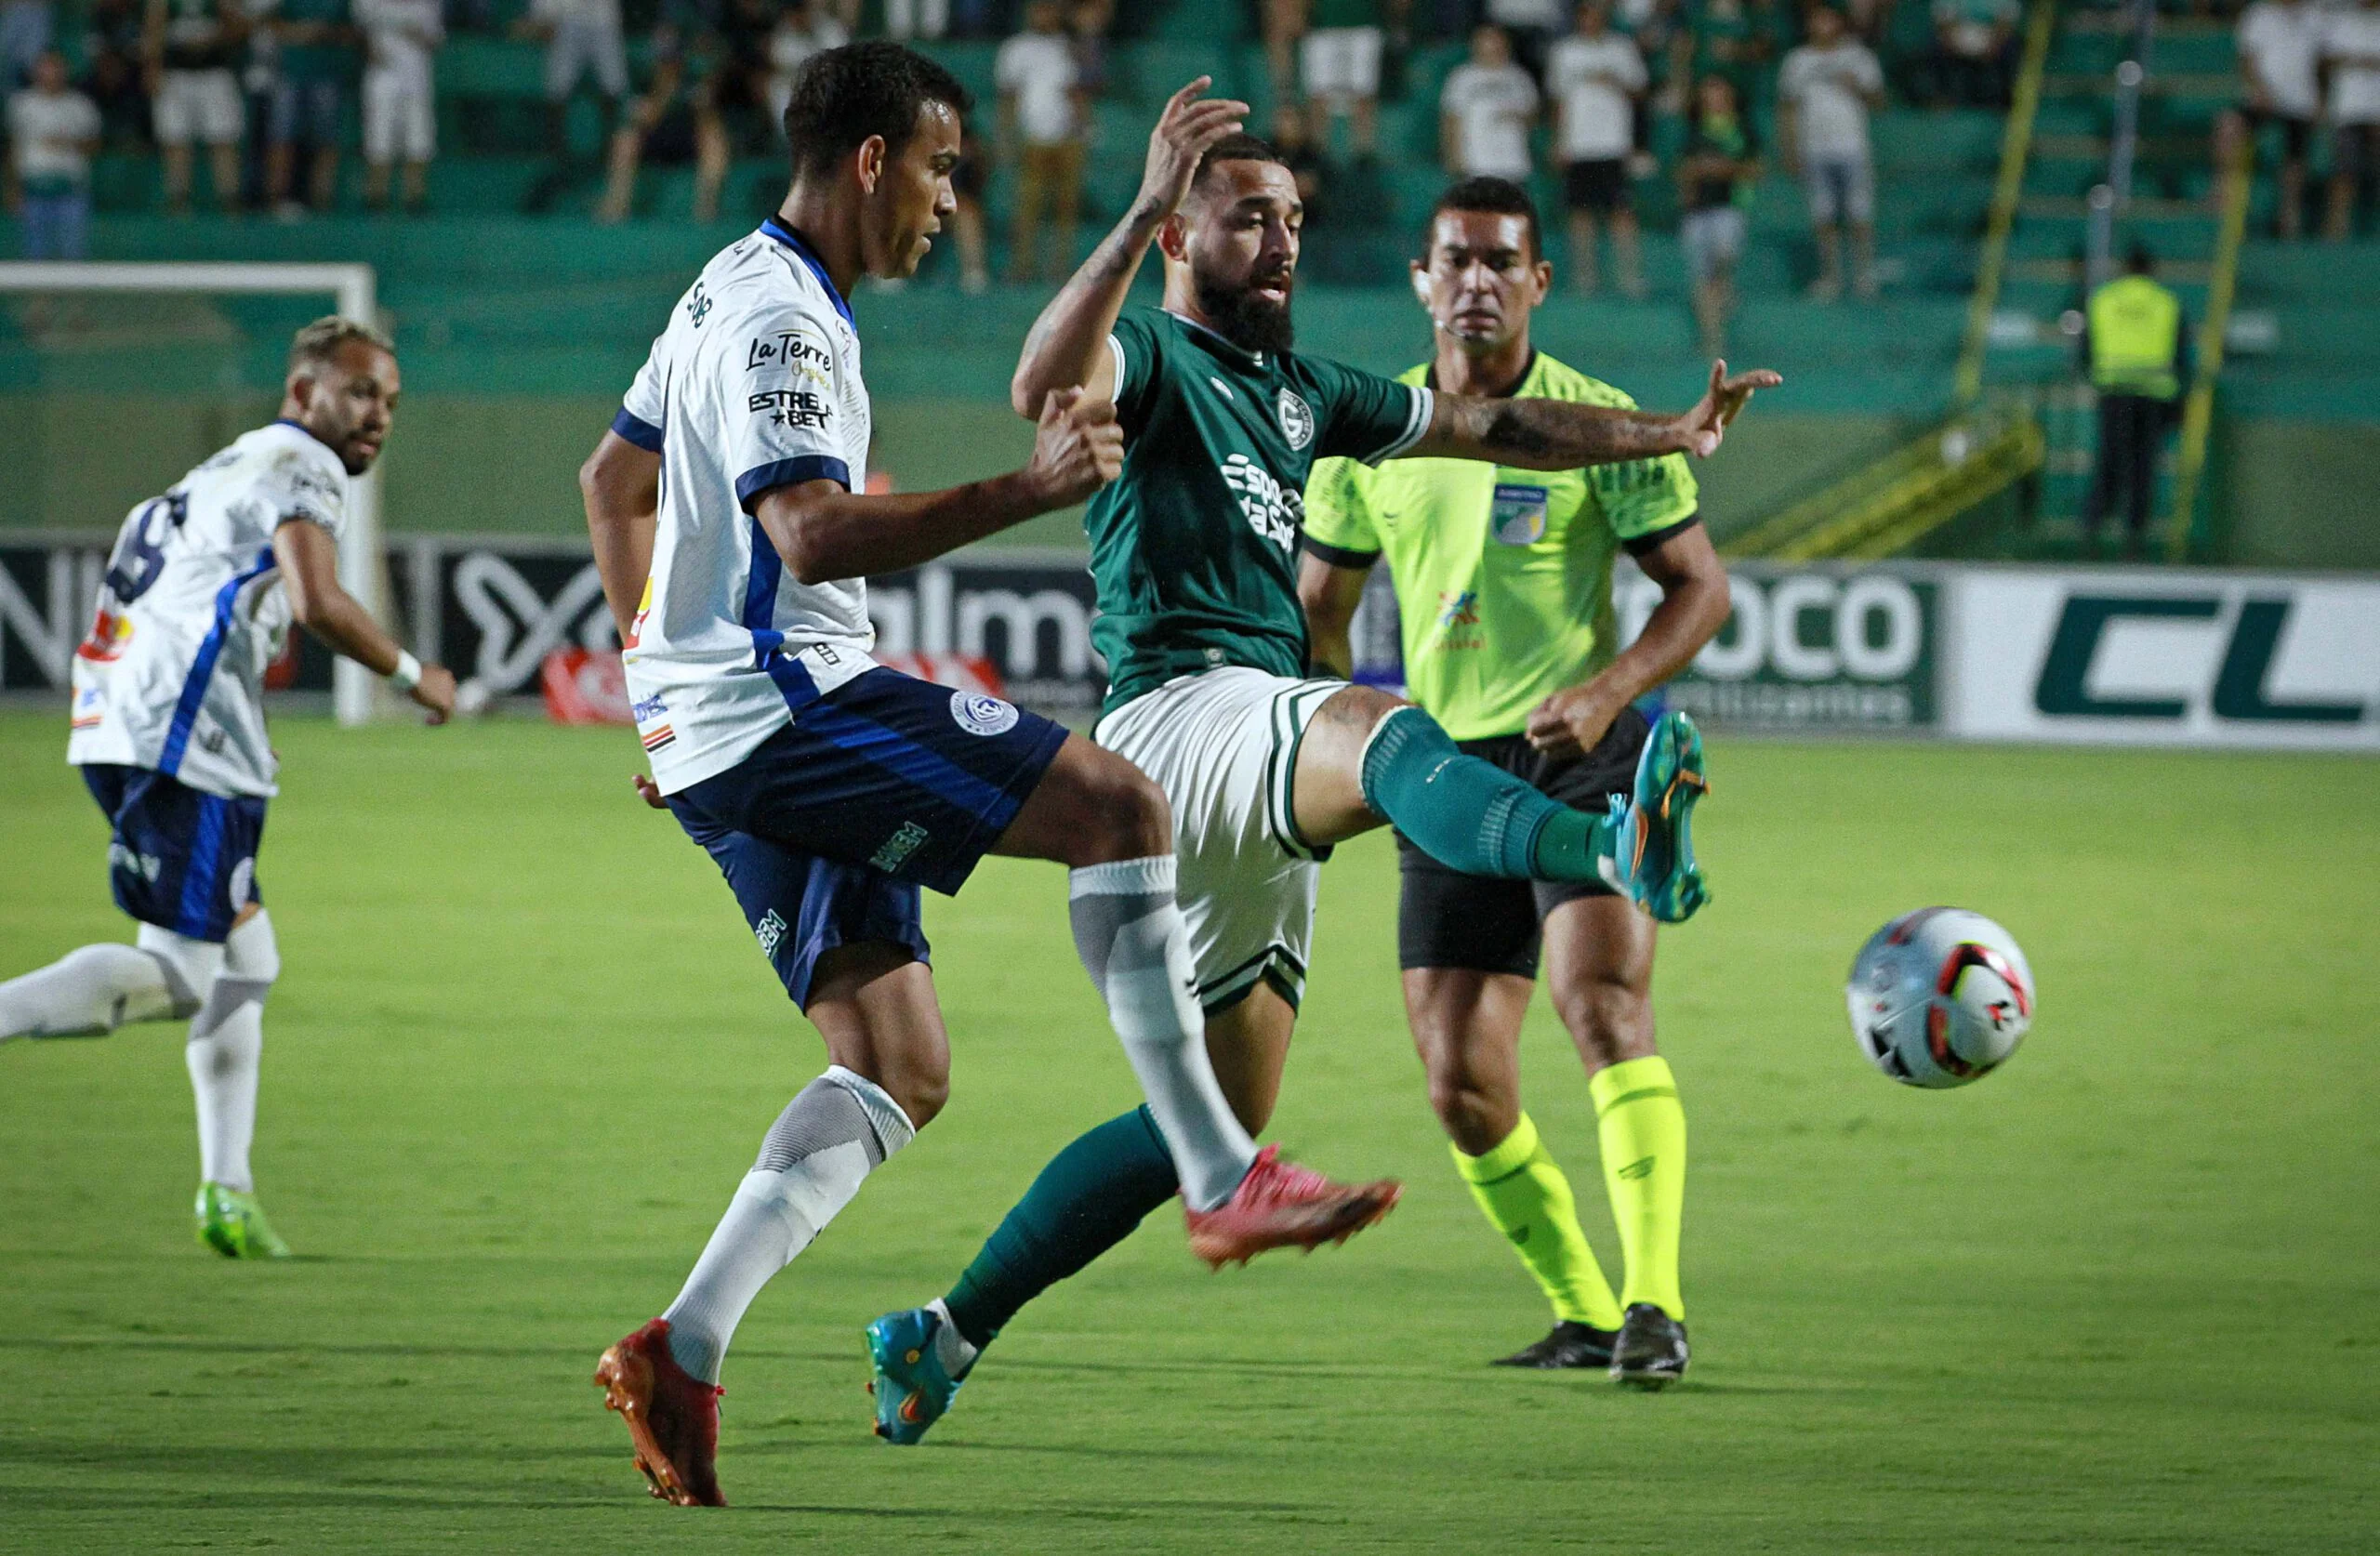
[1452,1114,1626,1331]
[1590,1055,1687,1321]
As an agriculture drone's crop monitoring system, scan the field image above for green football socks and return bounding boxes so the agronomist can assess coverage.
[1359,706,1620,884]
[943,1105,1181,1349]
[1591,1055,1687,1321]
[1453,1114,1626,1331]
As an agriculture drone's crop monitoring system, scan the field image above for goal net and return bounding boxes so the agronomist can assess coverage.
[0,261,386,724]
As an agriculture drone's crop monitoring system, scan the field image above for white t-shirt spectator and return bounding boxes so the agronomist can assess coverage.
[768,9,849,119]
[2323,7,2380,124]
[996,30,1079,145]
[1546,33,1646,162]
[354,0,442,89]
[7,86,101,186]
[1779,39,1884,158]
[2237,2,2323,118]
[1441,60,1540,179]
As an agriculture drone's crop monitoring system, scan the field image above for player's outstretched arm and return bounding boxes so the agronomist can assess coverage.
[271,515,456,722]
[580,429,660,642]
[1408,359,1782,468]
[1009,77,1248,417]
[758,389,1123,585]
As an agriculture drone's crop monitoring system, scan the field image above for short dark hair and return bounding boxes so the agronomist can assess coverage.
[1192,131,1287,191]
[1423,177,1544,261]
[782,41,972,180]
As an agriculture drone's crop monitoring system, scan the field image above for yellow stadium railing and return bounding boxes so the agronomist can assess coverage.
[2164,134,2252,561]
[1954,0,2060,407]
[1724,401,2045,561]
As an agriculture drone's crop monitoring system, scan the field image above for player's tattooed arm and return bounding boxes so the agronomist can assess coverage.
[1010,77,1248,416]
[760,389,1123,584]
[580,430,659,641]
[1411,360,1783,467]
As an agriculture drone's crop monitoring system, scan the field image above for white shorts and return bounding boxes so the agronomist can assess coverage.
[546,16,628,100]
[1681,205,1747,283]
[154,70,243,146]
[1802,153,1874,225]
[364,69,435,163]
[1094,667,1346,1015]
[1302,27,1382,99]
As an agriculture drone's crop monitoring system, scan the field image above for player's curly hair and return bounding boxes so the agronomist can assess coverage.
[1422,176,1544,261]
[287,315,395,374]
[782,41,973,180]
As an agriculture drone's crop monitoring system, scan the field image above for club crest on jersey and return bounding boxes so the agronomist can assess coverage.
[950,691,1019,737]
[1276,389,1315,450]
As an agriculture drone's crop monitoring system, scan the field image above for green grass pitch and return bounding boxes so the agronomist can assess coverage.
[2,712,2374,1554]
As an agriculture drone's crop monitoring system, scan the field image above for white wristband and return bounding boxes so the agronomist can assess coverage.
[388,651,423,692]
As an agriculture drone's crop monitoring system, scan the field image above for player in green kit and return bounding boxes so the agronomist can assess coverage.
[1300,178,1733,1388]
[864,84,1777,1438]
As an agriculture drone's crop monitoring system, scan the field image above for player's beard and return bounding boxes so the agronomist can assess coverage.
[1195,267,1296,356]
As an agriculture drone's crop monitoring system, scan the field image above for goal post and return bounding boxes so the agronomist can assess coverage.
[0,261,387,725]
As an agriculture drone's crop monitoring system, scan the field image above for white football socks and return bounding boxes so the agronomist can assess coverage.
[185,911,277,1194]
[0,935,201,1040]
[663,1066,917,1384]
[1067,856,1257,1213]
[926,1297,979,1378]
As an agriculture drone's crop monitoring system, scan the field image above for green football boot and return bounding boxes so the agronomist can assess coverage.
[194,1182,292,1259]
[866,1307,965,1444]
[1615,710,1711,925]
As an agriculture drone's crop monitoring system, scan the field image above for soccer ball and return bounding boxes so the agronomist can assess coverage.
[1845,908,2035,1088]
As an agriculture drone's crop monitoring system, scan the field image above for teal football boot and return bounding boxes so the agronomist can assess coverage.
[866,1308,964,1444]
[195,1182,292,1259]
[1618,710,1711,925]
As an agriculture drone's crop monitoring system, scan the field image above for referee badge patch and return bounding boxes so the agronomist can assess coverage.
[949,691,1020,737]
[1276,388,1315,450]
[1490,483,1551,546]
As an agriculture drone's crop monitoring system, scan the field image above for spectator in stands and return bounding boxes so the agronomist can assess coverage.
[1272,99,1329,226]
[764,0,847,124]
[2323,0,2380,241]
[7,47,99,256]
[947,117,990,292]
[83,0,152,147]
[2080,244,2187,558]
[147,0,249,214]
[595,25,689,223]
[1485,0,1565,79]
[1678,72,1758,356]
[997,0,1086,281]
[520,0,628,207]
[1678,0,1779,107]
[1546,0,1646,297]
[258,0,350,217]
[354,0,439,212]
[1780,6,1884,300]
[1303,0,1385,163]
[1440,24,1538,181]
[1929,0,2017,108]
[1262,0,1305,115]
[884,0,947,41]
[1,0,50,90]
[694,0,784,221]
[2228,0,2319,240]
[1069,0,1113,100]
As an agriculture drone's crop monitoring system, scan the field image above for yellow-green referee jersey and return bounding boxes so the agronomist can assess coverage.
[1301,351,1700,742]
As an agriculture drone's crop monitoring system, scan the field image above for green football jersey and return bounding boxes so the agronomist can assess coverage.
[1089,308,1435,717]
[1302,351,1699,742]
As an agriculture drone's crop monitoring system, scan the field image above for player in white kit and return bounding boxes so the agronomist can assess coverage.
[578,43,1398,1509]
[0,318,457,1258]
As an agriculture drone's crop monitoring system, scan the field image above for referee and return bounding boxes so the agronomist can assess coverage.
[1297,176,1734,1389]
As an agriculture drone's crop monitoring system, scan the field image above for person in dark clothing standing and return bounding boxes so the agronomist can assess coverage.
[2081,245,2190,558]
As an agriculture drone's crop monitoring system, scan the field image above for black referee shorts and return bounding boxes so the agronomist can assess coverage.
[1395,705,1651,978]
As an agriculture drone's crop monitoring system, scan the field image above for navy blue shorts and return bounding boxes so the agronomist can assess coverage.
[667,661,1067,1008]
[81,764,266,943]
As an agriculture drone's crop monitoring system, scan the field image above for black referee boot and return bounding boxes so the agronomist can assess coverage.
[1609,1302,1689,1390]
[1492,1321,1618,1369]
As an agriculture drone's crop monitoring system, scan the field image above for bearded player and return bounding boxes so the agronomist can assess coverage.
[0,317,457,1258]
[865,84,1776,1440]
[1300,177,1731,1388]
[576,45,1397,1508]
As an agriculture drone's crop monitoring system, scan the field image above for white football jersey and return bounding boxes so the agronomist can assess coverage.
[614,218,876,794]
[67,421,349,799]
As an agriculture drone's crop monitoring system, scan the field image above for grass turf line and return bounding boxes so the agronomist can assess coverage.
[2,714,2374,1553]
